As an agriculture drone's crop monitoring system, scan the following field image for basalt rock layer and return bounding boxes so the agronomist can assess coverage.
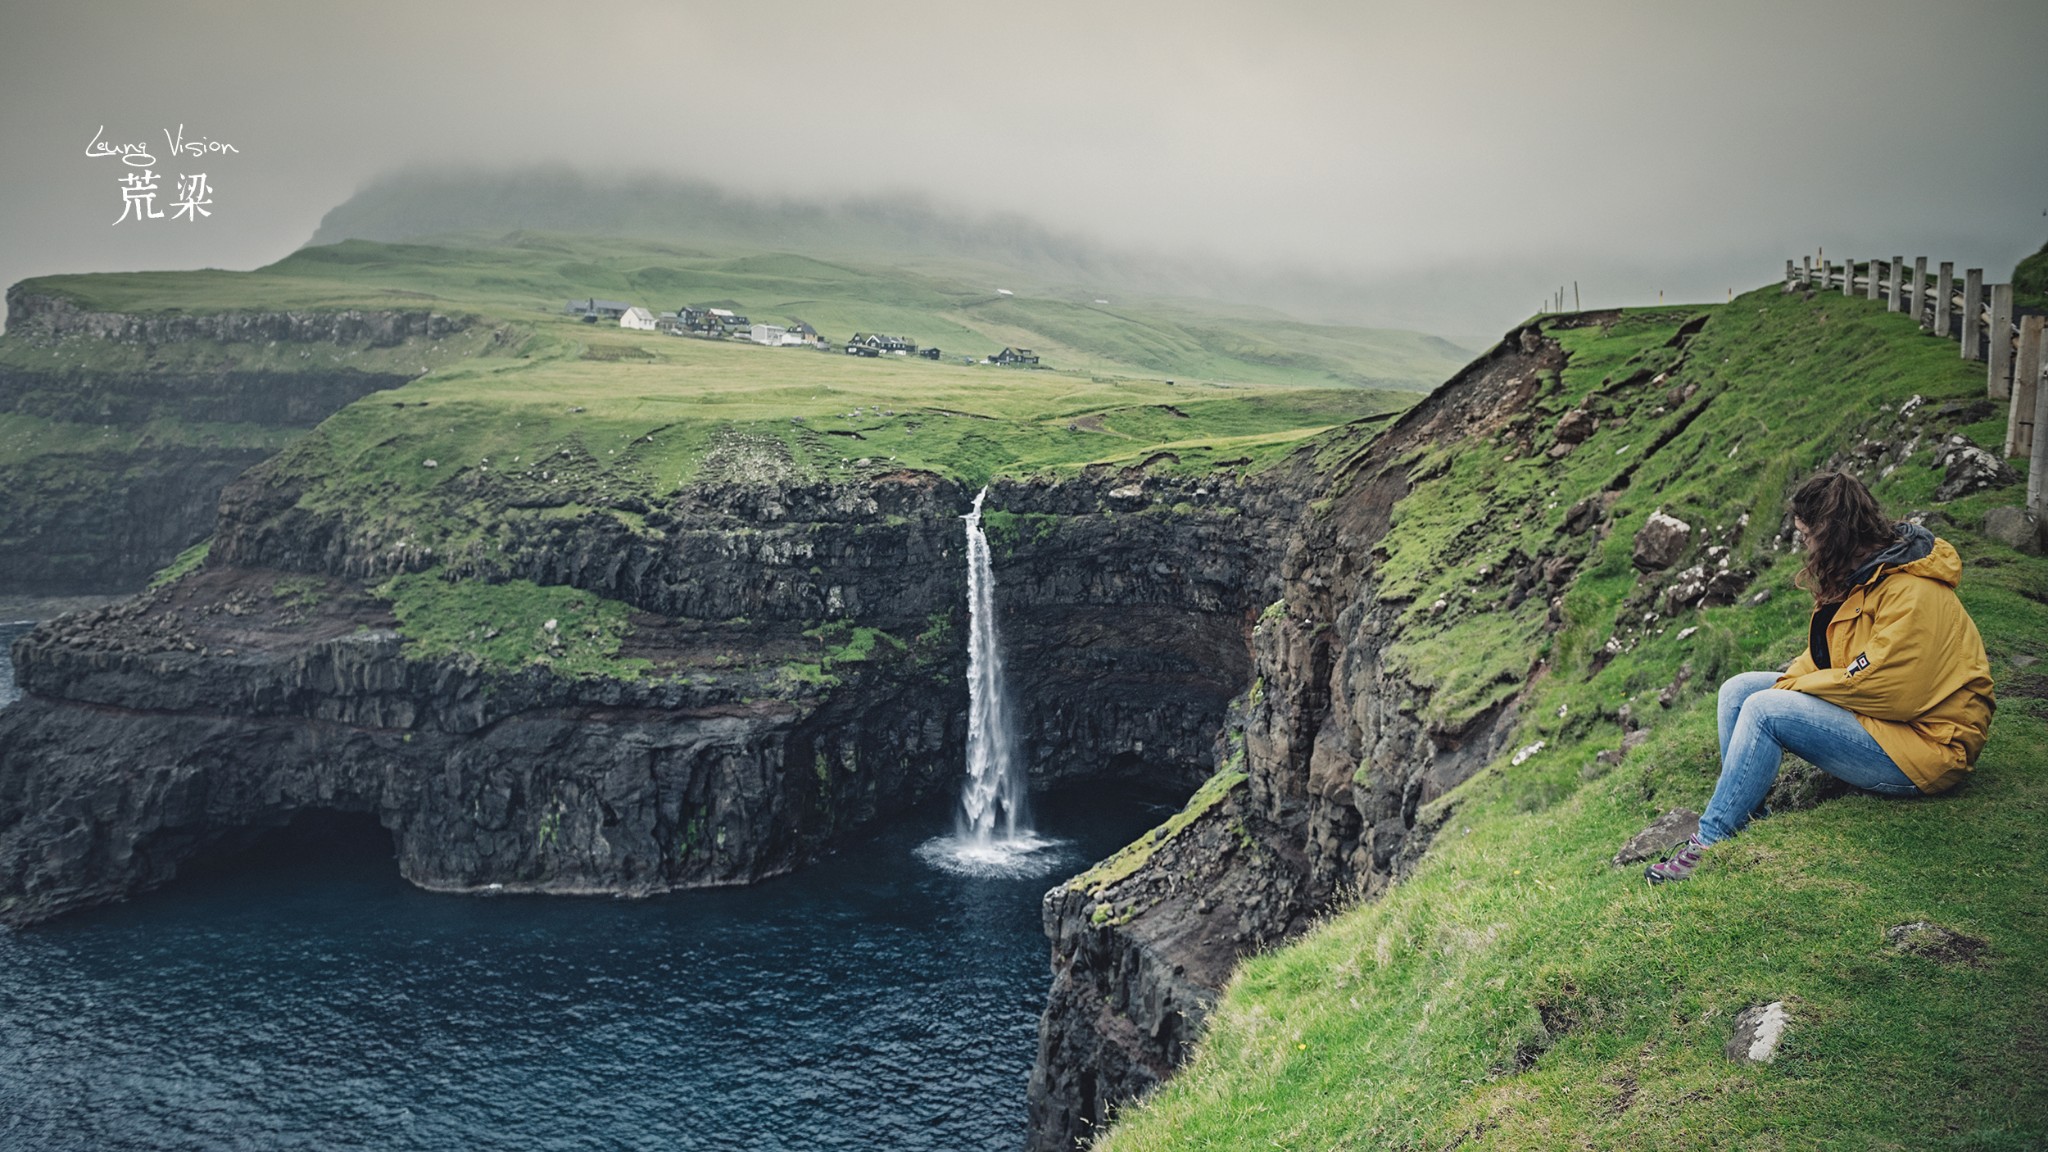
[6,291,466,347]
[0,460,1298,925]
[1,312,1568,1149]
[2,300,1616,1152]
[0,288,469,593]
[1026,326,1579,1151]
[0,565,960,920]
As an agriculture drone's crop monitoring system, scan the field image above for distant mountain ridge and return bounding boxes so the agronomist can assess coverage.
[307,167,1491,346]
[311,167,1192,300]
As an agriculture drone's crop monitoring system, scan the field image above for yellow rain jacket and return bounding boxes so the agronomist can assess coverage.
[1774,533,1995,793]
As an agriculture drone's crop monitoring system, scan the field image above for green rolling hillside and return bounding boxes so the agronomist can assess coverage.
[1094,287,2047,1149]
[2,231,1463,591]
[21,233,1467,391]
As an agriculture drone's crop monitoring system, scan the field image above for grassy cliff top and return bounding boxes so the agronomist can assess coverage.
[265,326,1411,506]
[1097,286,2048,1149]
[14,232,1468,391]
[10,233,1470,500]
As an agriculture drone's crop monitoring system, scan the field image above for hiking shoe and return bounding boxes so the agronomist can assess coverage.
[1645,834,1707,884]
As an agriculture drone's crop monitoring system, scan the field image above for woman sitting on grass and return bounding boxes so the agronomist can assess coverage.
[1645,471,1995,883]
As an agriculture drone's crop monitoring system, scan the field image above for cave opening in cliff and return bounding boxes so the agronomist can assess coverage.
[168,809,399,896]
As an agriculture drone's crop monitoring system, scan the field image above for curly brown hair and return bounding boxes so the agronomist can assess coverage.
[1790,471,1898,602]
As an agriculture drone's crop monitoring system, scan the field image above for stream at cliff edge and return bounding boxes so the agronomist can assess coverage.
[0,725,1177,1152]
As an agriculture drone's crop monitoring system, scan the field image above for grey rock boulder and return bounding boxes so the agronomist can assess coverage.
[1983,506,2045,555]
[1932,440,2017,502]
[1726,1002,1791,1064]
[1612,808,1701,866]
[1765,755,1855,812]
[1633,511,1692,572]
[1554,407,1596,446]
[1884,921,1989,966]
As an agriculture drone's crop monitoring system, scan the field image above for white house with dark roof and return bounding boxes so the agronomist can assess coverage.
[847,332,919,355]
[566,298,632,319]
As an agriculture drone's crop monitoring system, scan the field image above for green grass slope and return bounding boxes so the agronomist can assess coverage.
[2014,239,2048,311]
[17,232,1467,392]
[1099,288,2047,1149]
[63,237,1446,573]
[5,232,1455,592]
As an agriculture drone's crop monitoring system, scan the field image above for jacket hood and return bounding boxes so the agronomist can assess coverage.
[1854,523,1958,589]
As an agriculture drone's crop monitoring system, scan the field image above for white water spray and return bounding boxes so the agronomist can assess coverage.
[959,486,1028,843]
[915,487,1068,878]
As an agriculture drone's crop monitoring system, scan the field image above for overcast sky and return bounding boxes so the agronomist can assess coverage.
[3,0,2043,337]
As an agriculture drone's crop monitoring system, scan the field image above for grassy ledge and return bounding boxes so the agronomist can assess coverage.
[1097,287,2048,1150]
[377,570,651,680]
[1070,768,1250,900]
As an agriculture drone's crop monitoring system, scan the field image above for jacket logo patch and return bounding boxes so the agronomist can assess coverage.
[1846,652,1871,676]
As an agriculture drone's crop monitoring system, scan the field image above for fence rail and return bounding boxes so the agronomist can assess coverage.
[1784,255,2044,518]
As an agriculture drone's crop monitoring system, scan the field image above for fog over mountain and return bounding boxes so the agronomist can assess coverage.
[308,166,1519,342]
[3,1,2043,342]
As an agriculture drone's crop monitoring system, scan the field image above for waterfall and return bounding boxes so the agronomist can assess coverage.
[959,486,1029,844]
[915,487,1064,878]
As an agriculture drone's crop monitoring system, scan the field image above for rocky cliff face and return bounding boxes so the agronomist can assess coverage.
[1,319,1544,1148]
[1025,329,1570,1151]
[1,306,1559,1149]
[5,291,465,347]
[0,564,962,921]
[0,304,1582,1152]
[0,289,469,594]
[0,445,271,593]
[0,459,1302,926]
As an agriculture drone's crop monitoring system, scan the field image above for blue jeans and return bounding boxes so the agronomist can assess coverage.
[1697,671,1921,844]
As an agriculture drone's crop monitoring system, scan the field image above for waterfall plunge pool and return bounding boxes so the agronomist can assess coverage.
[0,780,1183,1151]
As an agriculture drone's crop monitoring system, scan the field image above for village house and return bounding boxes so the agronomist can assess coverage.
[749,323,813,347]
[990,347,1040,366]
[845,332,919,355]
[659,306,752,338]
[619,306,657,331]
[565,298,632,321]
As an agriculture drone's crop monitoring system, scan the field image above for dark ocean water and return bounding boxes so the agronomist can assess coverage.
[0,729,1175,1151]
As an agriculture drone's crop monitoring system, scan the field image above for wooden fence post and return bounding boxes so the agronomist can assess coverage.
[1867,257,1882,301]
[2033,345,2048,516]
[1890,256,1907,312]
[2009,316,2043,458]
[1963,269,1984,360]
[1935,261,1954,338]
[1990,283,2015,400]
[1914,257,1929,327]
